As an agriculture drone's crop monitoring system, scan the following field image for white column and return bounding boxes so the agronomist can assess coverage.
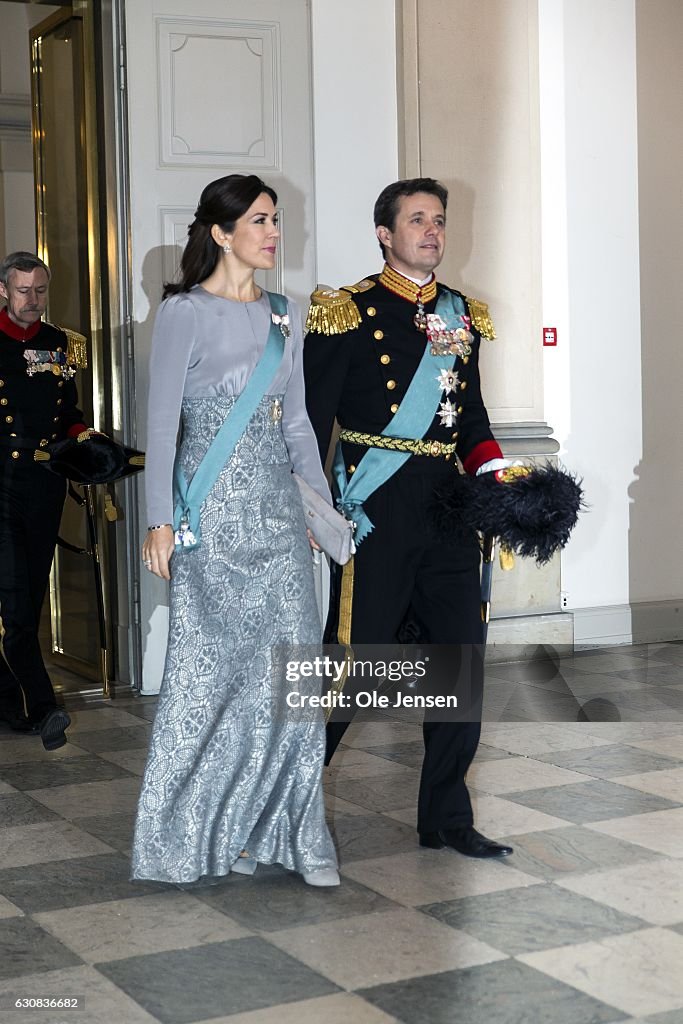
[539,0,643,641]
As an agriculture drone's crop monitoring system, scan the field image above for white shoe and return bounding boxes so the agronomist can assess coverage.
[302,868,340,887]
[231,854,257,876]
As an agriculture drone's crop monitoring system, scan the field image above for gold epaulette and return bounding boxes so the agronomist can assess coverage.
[466,297,496,341]
[52,324,88,368]
[306,286,362,336]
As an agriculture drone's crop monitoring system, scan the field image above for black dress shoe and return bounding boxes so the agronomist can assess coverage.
[420,826,513,858]
[38,709,71,751]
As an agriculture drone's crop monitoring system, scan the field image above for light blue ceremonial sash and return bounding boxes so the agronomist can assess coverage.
[173,291,288,550]
[333,288,467,545]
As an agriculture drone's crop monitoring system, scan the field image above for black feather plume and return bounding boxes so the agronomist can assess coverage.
[431,464,584,565]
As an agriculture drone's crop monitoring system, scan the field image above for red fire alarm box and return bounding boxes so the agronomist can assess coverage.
[543,327,557,347]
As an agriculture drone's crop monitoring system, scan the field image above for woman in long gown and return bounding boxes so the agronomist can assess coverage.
[131,174,339,887]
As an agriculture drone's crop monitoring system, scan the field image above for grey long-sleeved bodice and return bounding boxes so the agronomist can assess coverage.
[145,286,330,526]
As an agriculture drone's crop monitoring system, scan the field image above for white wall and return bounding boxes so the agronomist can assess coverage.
[539,0,643,632]
[310,0,399,286]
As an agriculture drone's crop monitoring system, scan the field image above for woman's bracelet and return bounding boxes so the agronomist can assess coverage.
[148,523,172,531]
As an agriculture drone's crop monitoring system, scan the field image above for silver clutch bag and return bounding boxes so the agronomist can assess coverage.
[294,473,355,565]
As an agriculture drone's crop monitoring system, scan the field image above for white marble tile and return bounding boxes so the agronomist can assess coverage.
[268,907,506,989]
[519,927,683,1017]
[194,993,399,1024]
[0,966,159,1023]
[616,766,683,800]
[469,792,573,837]
[381,806,416,826]
[325,792,382,817]
[467,757,586,794]
[565,722,683,742]
[382,793,570,837]
[330,746,396,769]
[0,895,23,919]
[27,777,142,818]
[340,721,422,749]
[35,892,251,963]
[626,734,683,759]
[555,857,683,925]
[325,752,420,780]
[480,723,613,756]
[65,708,150,732]
[0,740,89,765]
[340,849,542,906]
[98,750,148,776]
[0,820,114,869]
[587,807,683,857]
[570,653,671,672]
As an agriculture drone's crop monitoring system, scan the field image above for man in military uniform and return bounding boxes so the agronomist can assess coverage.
[304,178,513,858]
[0,252,89,750]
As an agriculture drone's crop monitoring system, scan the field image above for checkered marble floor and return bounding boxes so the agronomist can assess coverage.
[1,642,683,1024]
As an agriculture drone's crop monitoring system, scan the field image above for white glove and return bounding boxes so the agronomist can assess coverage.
[476,458,511,476]
[475,458,527,477]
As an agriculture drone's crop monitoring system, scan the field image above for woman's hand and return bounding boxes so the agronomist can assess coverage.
[306,528,321,552]
[142,526,175,580]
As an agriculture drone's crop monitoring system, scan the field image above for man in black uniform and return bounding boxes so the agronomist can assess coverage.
[304,178,513,858]
[0,252,88,750]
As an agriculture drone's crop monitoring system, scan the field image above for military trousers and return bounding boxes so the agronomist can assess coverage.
[324,461,484,832]
[0,459,65,722]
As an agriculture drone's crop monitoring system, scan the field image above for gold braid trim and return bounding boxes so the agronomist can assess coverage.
[305,287,361,336]
[325,558,356,723]
[339,428,456,458]
[466,297,496,340]
[378,263,437,304]
[54,325,88,367]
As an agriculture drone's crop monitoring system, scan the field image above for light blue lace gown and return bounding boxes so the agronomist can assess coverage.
[131,287,337,882]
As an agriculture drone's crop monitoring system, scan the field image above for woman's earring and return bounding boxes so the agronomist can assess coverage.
[223,244,231,254]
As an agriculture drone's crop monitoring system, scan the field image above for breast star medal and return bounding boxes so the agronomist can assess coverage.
[437,398,458,428]
[436,368,459,394]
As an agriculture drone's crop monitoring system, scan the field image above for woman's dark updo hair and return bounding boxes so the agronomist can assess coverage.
[163,174,278,298]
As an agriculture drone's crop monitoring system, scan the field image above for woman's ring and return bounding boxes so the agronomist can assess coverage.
[144,559,152,567]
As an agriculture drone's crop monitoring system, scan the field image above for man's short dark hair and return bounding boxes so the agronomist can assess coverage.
[373,178,449,257]
[0,251,51,287]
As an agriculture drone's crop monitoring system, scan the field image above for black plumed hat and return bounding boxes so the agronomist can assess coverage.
[33,434,145,484]
[431,463,584,565]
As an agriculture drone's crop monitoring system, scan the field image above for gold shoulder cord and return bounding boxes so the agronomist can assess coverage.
[465,297,496,341]
[305,284,367,336]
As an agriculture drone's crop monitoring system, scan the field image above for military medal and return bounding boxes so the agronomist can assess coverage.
[426,314,473,357]
[271,312,290,339]
[175,517,197,549]
[436,368,459,394]
[23,348,76,379]
[414,299,427,332]
[437,398,458,428]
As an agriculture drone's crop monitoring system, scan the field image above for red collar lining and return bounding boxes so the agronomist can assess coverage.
[0,307,43,342]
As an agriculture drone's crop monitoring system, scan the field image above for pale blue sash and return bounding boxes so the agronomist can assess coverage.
[333,288,467,544]
[173,291,288,550]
